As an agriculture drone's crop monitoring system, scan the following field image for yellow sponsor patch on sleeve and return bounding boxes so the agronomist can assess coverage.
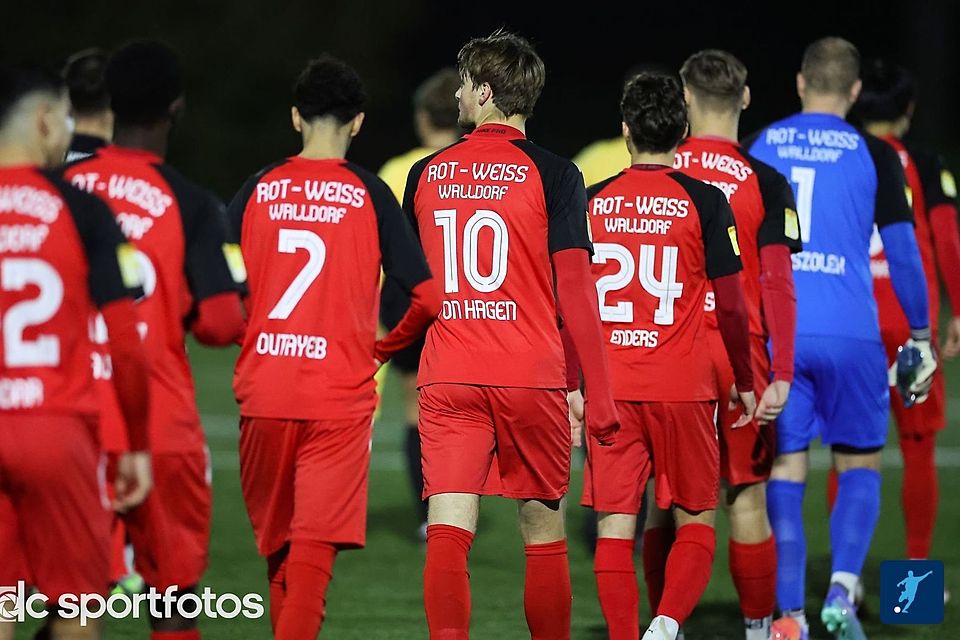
[942,170,957,199]
[116,243,141,289]
[727,226,741,256]
[784,208,800,241]
[585,210,594,243]
[222,243,247,284]
[905,186,914,208]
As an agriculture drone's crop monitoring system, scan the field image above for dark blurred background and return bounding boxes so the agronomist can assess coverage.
[4,0,957,199]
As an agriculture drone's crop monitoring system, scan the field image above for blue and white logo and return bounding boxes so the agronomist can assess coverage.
[880,560,944,624]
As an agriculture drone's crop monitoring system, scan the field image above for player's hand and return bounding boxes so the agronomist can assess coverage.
[567,389,584,448]
[113,451,153,512]
[728,385,757,429]
[888,336,938,405]
[585,397,619,447]
[943,316,960,360]
[756,380,791,425]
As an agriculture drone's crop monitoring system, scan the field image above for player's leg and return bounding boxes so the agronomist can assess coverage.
[642,490,674,620]
[492,386,571,640]
[582,400,646,639]
[419,383,496,638]
[394,338,429,537]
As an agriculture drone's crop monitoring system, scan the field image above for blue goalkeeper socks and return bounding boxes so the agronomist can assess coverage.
[767,479,807,612]
[830,468,881,576]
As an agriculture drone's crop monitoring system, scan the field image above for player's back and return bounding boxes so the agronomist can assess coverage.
[748,113,903,341]
[66,146,235,451]
[231,157,394,420]
[408,124,591,389]
[0,166,126,417]
[676,137,801,337]
[587,165,741,401]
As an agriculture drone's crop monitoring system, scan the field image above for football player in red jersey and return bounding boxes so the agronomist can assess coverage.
[662,50,800,640]
[227,56,440,639]
[0,64,151,640]
[64,42,245,640]
[582,72,756,640]
[830,59,960,572]
[407,31,618,639]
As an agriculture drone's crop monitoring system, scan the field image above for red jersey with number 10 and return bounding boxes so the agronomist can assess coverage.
[587,166,742,402]
[405,124,593,389]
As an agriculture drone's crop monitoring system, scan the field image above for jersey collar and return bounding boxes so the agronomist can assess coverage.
[628,163,672,171]
[100,145,164,164]
[468,123,526,140]
[688,135,739,147]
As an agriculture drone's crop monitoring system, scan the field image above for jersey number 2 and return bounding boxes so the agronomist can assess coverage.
[268,229,326,320]
[1,258,64,367]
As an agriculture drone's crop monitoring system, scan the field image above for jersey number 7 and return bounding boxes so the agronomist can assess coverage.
[268,229,327,321]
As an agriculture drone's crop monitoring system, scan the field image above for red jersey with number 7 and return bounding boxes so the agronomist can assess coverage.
[228,156,432,421]
[405,124,593,389]
[587,165,743,402]
[0,166,139,417]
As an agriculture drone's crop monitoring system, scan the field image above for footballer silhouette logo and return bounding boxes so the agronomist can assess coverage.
[880,560,944,624]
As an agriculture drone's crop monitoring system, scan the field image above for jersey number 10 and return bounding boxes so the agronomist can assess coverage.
[433,209,508,294]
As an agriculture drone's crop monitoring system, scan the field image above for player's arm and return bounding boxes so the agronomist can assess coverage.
[546,161,618,446]
[868,136,937,401]
[367,163,440,364]
[917,151,960,358]
[57,178,152,510]
[753,161,802,422]
[695,183,756,427]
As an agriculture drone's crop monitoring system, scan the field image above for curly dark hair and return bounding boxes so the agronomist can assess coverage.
[854,58,914,122]
[107,40,182,125]
[621,72,687,153]
[294,55,366,124]
[457,30,544,118]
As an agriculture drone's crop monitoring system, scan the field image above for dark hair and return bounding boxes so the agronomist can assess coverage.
[0,64,64,127]
[801,37,860,95]
[680,49,748,112]
[855,59,914,122]
[107,40,182,125]
[621,72,688,153]
[63,48,110,115]
[414,68,460,130]
[457,30,545,118]
[294,55,366,124]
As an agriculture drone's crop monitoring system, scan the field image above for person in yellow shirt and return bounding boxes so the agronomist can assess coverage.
[573,134,630,188]
[379,67,462,540]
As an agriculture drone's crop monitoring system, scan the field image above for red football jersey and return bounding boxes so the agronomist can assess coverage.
[0,166,137,417]
[66,146,240,452]
[406,124,593,389]
[587,166,742,401]
[675,137,802,336]
[870,136,941,333]
[228,157,431,420]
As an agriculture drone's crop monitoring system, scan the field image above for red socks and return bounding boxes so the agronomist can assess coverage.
[900,433,938,558]
[827,467,838,512]
[267,547,289,631]
[595,538,639,640]
[274,540,337,640]
[151,632,200,640]
[524,540,572,640]
[657,524,716,625]
[642,526,675,616]
[729,536,777,619]
[424,524,474,639]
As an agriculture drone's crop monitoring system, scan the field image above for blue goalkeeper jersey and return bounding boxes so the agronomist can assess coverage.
[746,112,913,341]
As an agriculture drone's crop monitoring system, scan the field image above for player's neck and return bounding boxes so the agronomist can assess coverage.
[688,110,740,142]
[112,125,169,159]
[630,150,675,167]
[864,121,903,139]
[800,93,850,119]
[473,112,526,134]
[299,135,350,160]
[0,142,44,167]
[73,114,113,142]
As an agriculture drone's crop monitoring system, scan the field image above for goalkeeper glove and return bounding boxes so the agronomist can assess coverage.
[888,329,938,407]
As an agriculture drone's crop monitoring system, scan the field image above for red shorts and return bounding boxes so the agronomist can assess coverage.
[881,328,947,435]
[418,384,570,501]
[108,450,211,590]
[239,415,373,556]
[0,415,110,600]
[708,330,776,485]
[582,400,719,514]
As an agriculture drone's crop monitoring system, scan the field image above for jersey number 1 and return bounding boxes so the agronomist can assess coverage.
[790,166,815,242]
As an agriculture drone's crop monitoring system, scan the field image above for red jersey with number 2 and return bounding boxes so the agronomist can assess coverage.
[587,166,742,402]
[406,124,593,389]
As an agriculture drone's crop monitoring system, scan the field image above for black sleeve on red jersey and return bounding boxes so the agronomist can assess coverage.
[907,142,957,210]
[739,128,764,149]
[43,171,143,307]
[155,164,244,301]
[349,162,433,294]
[745,154,803,253]
[512,140,594,255]
[668,171,743,279]
[226,159,289,244]
[864,133,914,229]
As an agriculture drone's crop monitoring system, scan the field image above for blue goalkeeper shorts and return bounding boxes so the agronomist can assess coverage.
[777,336,889,454]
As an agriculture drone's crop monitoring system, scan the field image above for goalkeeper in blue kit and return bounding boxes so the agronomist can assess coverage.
[747,38,937,640]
